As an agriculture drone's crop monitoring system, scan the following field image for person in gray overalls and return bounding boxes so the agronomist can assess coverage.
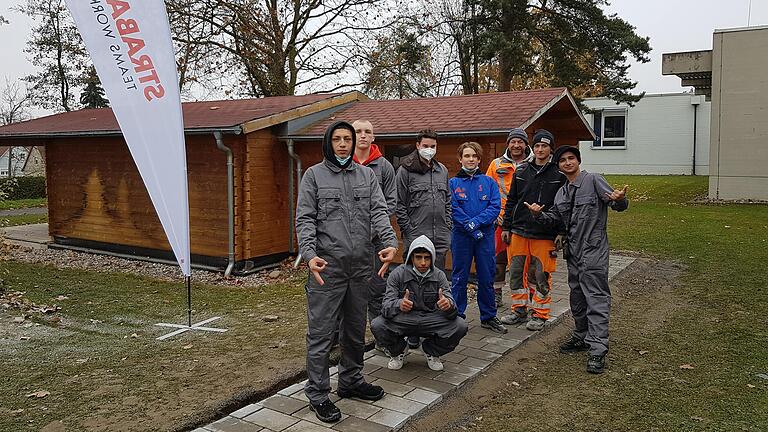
[295,121,398,422]
[525,145,628,374]
[371,235,467,372]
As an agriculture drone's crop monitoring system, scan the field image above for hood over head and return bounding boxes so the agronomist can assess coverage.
[406,235,436,270]
[323,121,356,169]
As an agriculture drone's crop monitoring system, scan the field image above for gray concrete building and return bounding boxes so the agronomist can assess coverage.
[663,26,768,200]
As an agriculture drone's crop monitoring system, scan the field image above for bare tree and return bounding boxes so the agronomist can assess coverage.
[16,0,87,112]
[0,78,31,126]
[167,0,396,97]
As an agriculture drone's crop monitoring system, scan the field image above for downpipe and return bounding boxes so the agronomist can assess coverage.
[286,139,303,266]
[214,131,236,277]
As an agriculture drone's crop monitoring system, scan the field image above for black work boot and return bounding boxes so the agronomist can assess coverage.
[480,317,508,334]
[337,381,385,401]
[309,399,341,423]
[559,336,589,354]
[586,354,606,374]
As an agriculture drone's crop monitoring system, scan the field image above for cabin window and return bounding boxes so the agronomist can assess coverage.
[592,109,627,149]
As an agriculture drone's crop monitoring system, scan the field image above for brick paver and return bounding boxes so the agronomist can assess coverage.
[199,255,635,431]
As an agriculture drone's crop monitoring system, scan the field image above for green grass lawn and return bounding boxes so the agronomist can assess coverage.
[0,265,310,431]
[0,214,48,227]
[456,175,768,431]
[0,198,47,211]
[601,175,768,430]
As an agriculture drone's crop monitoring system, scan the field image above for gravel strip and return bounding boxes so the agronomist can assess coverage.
[5,243,304,288]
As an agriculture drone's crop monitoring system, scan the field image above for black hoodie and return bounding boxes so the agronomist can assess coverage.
[323,121,356,169]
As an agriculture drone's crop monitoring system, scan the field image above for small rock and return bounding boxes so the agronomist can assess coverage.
[756,373,768,380]
[130,333,139,338]
[13,316,25,324]
[262,315,280,322]
[268,270,281,279]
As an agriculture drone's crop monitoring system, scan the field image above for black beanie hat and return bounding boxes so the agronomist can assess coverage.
[322,121,356,169]
[532,129,555,149]
[553,145,581,164]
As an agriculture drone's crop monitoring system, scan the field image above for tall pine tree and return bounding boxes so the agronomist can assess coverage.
[426,0,651,103]
[79,67,109,109]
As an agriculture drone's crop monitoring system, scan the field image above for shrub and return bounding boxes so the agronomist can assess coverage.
[0,176,46,200]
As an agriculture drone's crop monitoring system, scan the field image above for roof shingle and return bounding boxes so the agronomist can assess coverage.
[293,88,567,136]
[0,93,340,136]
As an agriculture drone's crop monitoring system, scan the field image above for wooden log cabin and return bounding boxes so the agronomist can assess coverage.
[0,88,593,274]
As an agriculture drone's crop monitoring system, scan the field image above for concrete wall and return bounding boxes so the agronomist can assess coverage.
[579,94,711,175]
[709,26,768,200]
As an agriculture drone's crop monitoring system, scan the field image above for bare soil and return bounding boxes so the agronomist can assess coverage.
[402,258,689,432]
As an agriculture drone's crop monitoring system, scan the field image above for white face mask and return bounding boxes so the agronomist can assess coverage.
[412,265,431,277]
[418,147,436,161]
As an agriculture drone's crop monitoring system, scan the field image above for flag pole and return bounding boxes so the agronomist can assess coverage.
[186,275,192,327]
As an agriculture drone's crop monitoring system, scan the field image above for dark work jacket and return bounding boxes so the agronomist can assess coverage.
[395,150,452,252]
[501,160,566,240]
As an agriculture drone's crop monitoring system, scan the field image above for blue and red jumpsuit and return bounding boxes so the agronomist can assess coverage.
[449,170,501,321]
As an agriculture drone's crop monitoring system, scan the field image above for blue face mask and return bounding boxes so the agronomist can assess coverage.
[462,166,478,175]
[335,155,351,165]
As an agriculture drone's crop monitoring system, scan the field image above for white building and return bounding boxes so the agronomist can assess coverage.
[578,93,710,175]
[0,146,29,177]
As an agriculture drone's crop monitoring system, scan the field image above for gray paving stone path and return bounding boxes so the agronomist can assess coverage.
[195,254,636,432]
[0,206,47,217]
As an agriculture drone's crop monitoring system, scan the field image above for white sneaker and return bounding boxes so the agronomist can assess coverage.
[388,347,409,370]
[425,353,444,371]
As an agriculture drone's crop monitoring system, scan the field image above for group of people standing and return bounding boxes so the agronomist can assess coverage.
[295,119,628,423]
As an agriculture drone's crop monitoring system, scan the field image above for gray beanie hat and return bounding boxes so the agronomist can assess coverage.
[506,128,529,145]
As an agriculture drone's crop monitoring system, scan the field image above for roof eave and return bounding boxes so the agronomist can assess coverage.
[518,89,596,140]
[240,91,369,134]
[0,126,244,140]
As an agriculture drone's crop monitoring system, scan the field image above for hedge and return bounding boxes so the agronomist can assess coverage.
[0,176,47,200]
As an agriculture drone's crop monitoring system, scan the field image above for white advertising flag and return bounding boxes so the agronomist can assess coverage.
[66,0,191,276]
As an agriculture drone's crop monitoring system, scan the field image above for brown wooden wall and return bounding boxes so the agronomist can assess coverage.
[42,108,589,267]
[238,129,291,259]
[46,134,236,258]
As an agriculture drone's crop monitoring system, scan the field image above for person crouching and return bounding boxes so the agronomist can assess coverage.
[371,235,468,371]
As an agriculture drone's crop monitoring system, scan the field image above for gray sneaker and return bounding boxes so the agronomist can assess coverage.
[526,317,546,331]
[500,311,528,325]
[494,291,504,310]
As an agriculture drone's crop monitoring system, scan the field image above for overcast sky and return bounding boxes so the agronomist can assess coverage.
[1,0,767,107]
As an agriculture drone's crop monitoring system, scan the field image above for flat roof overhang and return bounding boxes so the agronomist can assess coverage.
[662,50,713,99]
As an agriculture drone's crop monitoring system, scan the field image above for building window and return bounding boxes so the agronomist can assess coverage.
[592,109,627,148]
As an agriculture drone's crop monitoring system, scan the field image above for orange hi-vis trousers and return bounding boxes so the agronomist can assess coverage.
[508,234,556,320]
